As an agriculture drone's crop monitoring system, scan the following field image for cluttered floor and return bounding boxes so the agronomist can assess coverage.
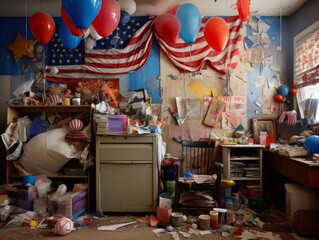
[0,205,314,240]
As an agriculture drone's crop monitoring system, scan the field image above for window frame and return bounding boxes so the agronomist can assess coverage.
[294,20,319,120]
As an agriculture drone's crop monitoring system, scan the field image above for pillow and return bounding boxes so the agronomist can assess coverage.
[19,127,83,175]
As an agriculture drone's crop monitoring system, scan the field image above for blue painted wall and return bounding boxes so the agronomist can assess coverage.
[246,16,290,118]
[129,40,161,104]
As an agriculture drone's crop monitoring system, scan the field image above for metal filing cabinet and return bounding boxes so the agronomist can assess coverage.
[96,134,158,213]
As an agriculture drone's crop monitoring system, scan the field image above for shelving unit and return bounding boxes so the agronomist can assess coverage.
[221,144,265,189]
[5,105,93,207]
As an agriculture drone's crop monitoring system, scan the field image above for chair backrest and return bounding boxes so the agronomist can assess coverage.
[181,140,216,175]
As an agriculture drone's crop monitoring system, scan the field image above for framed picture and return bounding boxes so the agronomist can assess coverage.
[252,117,277,144]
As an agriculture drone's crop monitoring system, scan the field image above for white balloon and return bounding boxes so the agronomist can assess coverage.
[117,0,136,16]
[84,37,97,50]
[89,25,103,40]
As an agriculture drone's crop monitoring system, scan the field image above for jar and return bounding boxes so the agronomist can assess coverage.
[209,210,219,229]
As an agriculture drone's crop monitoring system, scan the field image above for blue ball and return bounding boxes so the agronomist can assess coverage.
[304,135,319,154]
[22,175,36,186]
[166,225,173,232]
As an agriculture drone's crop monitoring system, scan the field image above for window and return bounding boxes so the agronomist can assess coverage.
[294,20,319,122]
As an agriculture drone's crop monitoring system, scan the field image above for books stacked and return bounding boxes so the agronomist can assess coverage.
[94,113,108,135]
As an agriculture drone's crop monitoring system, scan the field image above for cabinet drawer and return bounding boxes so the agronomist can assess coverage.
[99,143,153,161]
[287,161,308,185]
[100,163,153,210]
[98,135,154,144]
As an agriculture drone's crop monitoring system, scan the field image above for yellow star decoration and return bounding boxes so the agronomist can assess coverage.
[6,33,36,62]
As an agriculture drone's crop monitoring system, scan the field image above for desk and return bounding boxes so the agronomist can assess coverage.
[263,150,319,189]
[263,150,319,210]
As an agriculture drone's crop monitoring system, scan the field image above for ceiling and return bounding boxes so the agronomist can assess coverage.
[0,0,308,17]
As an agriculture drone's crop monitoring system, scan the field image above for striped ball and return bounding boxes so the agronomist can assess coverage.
[54,217,73,236]
[68,119,84,132]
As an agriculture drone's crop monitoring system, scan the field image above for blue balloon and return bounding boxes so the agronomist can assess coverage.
[59,22,82,50]
[278,84,289,97]
[120,10,130,25]
[176,3,201,44]
[62,0,102,29]
[304,135,319,154]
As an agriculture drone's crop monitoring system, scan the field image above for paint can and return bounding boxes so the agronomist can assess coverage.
[170,212,183,227]
[64,98,70,106]
[72,97,81,105]
[198,214,211,230]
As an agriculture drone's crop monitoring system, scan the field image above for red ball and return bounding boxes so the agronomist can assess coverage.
[274,94,284,103]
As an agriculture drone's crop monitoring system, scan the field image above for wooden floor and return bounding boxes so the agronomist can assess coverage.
[0,213,311,240]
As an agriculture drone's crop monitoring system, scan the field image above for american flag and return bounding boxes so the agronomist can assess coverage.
[45,16,243,84]
[45,16,151,83]
[155,16,243,74]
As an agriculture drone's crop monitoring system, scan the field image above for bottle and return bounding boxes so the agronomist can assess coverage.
[225,198,235,224]
[0,205,11,221]
[232,193,241,212]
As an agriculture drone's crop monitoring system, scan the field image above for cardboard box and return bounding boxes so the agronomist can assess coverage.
[6,186,37,210]
[285,183,319,225]
[48,190,87,220]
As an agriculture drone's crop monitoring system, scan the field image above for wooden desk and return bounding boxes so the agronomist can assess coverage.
[263,150,319,189]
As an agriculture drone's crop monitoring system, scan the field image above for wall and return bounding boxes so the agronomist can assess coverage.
[0,15,289,180]
[159,16,287,156]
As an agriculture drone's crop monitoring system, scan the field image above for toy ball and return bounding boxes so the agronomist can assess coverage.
[166,225,174,232]
[54,217,73,236]
[304,135,319,154]
[22,175,36,186]
[184,171,193,179]
[29,220,37,228]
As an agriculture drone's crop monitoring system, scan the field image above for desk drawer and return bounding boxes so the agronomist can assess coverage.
[287,161,308,186]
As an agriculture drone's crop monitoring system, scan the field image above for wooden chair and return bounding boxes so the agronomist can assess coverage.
[173,140,223,214]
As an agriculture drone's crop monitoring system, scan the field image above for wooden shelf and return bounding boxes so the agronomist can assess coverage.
[7,105,91,113]
[11,174,88,179]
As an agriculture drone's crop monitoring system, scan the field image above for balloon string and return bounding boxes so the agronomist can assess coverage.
[189,44,192,62]
[25,0,28,38]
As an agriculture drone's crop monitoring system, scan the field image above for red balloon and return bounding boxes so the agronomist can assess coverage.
[30,12,55,44]
[154,13,180,44]
[290,88,297,95]
[61,6,84,36]
[92,0,120,38]
[274,94,284,103]
[237,0,250,21]
[204,17,229,52]
[167,4,180,15]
